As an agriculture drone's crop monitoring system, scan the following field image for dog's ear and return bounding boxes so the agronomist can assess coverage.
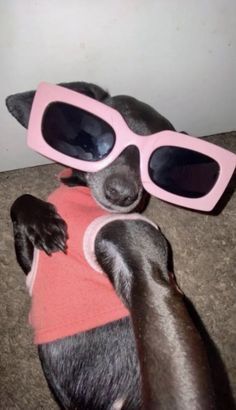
[5,82,109,129]
[6,90,35,129]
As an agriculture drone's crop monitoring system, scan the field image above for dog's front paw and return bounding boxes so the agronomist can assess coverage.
[11,194,68,255]
[25,205,68,255]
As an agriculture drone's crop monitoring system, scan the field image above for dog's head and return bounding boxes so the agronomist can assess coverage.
[6,82,175,213]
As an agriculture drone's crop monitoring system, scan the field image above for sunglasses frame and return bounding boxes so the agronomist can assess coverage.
[28,82,236,211]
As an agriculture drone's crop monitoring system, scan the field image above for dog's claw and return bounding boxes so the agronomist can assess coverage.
[56,239,68,253]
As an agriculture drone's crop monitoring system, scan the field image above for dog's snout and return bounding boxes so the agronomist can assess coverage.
[104,175,138,207]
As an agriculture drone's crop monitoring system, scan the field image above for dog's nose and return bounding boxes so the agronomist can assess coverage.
[104,176,138,207]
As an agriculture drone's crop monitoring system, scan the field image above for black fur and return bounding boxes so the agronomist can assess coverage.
[7,82,215,409]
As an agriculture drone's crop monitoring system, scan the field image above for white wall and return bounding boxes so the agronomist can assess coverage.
[1,0,236,172]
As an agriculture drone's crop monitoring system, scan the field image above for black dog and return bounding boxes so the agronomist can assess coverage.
[6,83,215,409]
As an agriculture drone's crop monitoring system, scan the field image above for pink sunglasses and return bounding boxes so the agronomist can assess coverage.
[28,82,236,211]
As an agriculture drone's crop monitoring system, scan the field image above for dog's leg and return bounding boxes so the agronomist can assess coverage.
[95,220,216,410]
[10,194,68,273]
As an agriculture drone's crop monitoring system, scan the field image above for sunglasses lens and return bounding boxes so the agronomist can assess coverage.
[148,146,220,198]
[42,102,115,161]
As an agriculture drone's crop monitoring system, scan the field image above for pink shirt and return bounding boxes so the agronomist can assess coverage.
[27,185,129,344]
